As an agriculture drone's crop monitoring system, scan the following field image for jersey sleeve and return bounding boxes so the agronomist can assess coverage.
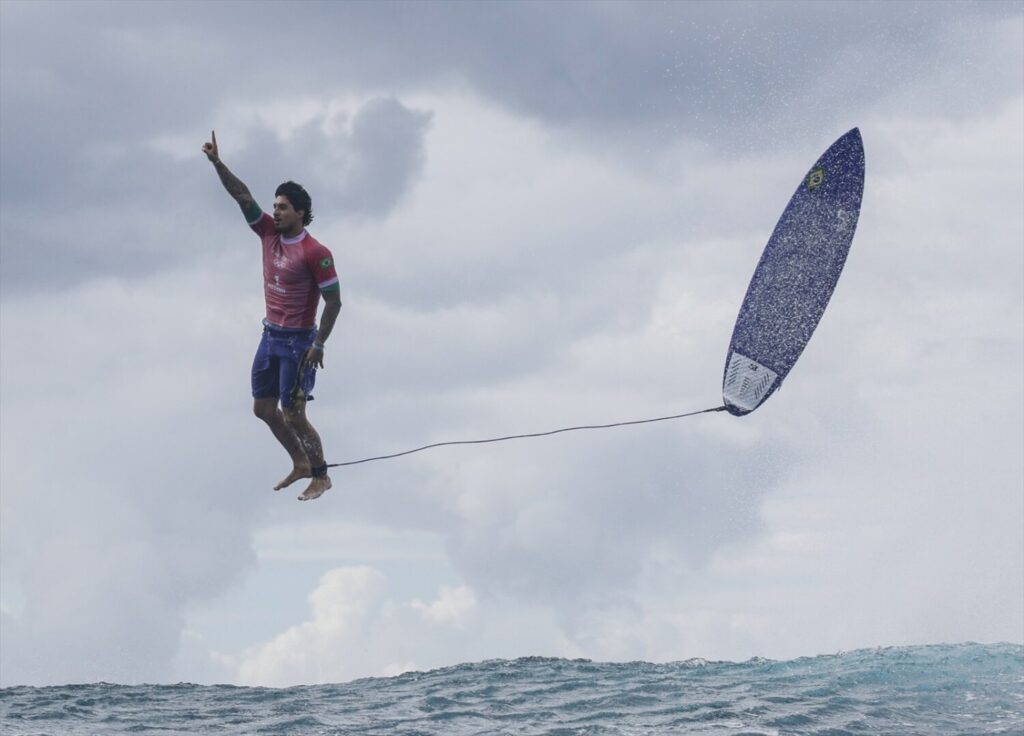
[306,243,340,291]
[247,208,275,237]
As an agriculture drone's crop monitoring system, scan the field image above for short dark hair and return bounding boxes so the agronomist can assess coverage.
[275,181,313,226]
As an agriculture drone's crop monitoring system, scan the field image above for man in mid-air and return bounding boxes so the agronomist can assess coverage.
[203,131,341,501]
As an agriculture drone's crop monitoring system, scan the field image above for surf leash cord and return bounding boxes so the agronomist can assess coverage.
[327,405,728,468]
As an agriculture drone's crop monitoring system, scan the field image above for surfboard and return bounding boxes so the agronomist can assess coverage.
[723,128,865,416]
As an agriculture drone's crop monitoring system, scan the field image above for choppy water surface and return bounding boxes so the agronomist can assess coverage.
[2,643,1021,735]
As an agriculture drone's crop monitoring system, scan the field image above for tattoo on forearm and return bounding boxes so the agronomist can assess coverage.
[214,161,254,206]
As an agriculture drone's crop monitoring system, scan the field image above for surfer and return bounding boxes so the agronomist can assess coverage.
[202,131,341,501]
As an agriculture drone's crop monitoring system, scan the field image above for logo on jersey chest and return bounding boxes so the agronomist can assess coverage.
[268,245,310,296]
[269,274,287,294]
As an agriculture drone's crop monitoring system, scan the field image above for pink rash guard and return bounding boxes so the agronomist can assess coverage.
[248,210,339,329]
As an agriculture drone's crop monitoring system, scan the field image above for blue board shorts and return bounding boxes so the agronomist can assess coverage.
[251,322,317,407]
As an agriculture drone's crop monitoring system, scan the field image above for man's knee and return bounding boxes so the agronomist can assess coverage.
[253,398,279,423]
[281,403,306,427]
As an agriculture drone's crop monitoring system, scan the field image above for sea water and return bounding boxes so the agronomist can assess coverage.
[2,643,1021,735]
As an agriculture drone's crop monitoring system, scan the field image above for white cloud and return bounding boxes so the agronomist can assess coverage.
[236,566,386,687]
[231,568,545,685]
[411,585,478,628]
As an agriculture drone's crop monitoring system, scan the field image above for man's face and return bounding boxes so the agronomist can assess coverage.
[272,195,304,234]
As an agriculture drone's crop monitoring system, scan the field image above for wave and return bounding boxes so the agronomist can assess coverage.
[2,642,1021,735]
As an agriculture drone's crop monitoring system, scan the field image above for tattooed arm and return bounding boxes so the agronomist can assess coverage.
[202,130,257,216]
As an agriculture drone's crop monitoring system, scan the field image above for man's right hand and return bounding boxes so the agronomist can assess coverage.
[205,131,255,209]
[202,130,219,163]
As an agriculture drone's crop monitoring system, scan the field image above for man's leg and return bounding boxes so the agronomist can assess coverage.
[282,400,332,501]
[253,397,312,490]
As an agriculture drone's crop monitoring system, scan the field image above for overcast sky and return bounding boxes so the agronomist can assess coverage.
[1,0,1021,687]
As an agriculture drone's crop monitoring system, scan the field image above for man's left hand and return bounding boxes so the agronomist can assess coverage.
[305,346,324,369]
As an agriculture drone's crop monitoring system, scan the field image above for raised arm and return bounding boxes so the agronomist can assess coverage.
[202,130,257,215]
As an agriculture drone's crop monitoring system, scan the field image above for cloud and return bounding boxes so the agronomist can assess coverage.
[411,585,478,628]
[229,566,564,686]
[0,265,263,685]
[236,566,386,686]
[146,1,1019,143]
[336,97,433,215]
[4,1,1019,168]
[228,96,432,218]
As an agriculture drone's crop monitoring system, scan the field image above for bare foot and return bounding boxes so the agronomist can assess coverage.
[274,465,311,491]
[298,475,332,501]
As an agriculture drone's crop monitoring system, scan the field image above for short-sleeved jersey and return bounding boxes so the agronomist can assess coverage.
[248,210,339,329]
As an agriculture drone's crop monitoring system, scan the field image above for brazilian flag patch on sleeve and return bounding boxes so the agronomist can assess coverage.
[320,257,333,268]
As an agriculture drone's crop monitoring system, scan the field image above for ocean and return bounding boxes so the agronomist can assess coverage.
[1,643,1021,735]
